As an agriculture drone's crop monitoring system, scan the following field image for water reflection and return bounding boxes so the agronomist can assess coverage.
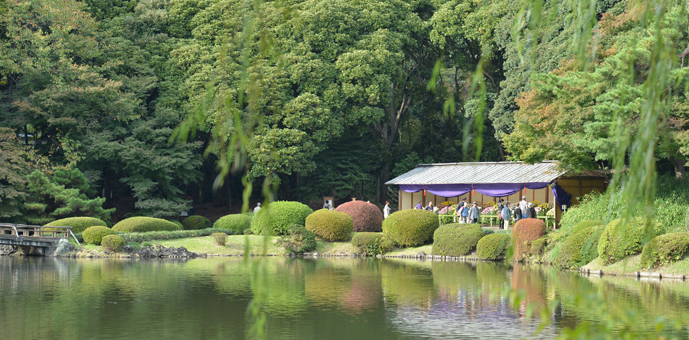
[1,256,688,339]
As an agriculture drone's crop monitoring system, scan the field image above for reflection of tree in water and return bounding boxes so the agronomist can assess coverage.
[511,264,548,315]
[381,259,433,307]
[339,259,382,314]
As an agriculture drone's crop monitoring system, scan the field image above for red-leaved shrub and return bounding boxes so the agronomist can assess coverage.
[334,201,383,232]
[513,218,546,260]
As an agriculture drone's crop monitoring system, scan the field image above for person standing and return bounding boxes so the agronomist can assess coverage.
[415,201,422,209]
[253,202,262,213]
[513,205,522,223]
[384,201,391,219]
[526,202,537,218]
[497,199,504,226]
[323,200,332,210]
[425,201,434,211]
[468,202,480,224]
[501,202,511,230]
[519,196,528,219]
[460,202,469,223]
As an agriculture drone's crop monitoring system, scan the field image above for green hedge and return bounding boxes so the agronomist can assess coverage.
[182,215,211,230]
[101,235,125,252]
[334,201,383,232]
[477,233,511,260]
[213,214,252,234]
[351,232,394,255]
[251,201,313,235]
[432,224,484,256]
[118,228,233,243]
[112,217,183,233]
[382,209,439,247]
[640,232,689,268]
[45,217,107,233]
[168,220,184,229]
[513,218,546,260]
[281,224,317,254]
[211,232,228,246]
[305,209,353,241]
[83,226,116,245]
[554,223,605,269]
[598,218,663,264]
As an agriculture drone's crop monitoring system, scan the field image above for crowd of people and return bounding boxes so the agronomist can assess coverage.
[414,196,539,229]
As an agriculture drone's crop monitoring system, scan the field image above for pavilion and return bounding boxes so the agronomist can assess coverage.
[385,161,608,227]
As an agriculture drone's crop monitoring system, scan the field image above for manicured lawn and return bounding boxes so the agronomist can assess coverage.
[157,235,285,255]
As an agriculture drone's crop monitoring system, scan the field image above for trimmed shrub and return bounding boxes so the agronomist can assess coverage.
[251,201,314,235]
[554,223,605,269]
[101,235,125,252]
[211,232,227,246]
[334,201,384,232]
[213,214,252,234]
[168,220,184,229]
[182,215,211,230]
[127,242,142,250]
[481,228,495,236]
[45,217,107,234]
[82,226,116,245]
[513,218,546,260]
[351,232,395,255]
[432,224,484,256]
[112,217,182,233]
[597,218,663,264]
[530,237,546,256]
[382,209,439,247]
[282,224,317,254]
[477,233,511,260]
[142,242,153,247]
[305,209,353,241]
[640,232,689,268]
[244,228,253,235]
[118,228,233,243]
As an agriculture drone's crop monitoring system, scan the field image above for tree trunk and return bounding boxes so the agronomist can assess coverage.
[670,156,686,181]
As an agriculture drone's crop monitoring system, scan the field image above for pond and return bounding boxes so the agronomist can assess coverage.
[1,256,688,339]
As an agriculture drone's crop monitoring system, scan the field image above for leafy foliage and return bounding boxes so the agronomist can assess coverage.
[101,234,125,252]
[598,218,663,265]
[476,233,511,260]
[382,209,438,247]
[22,169,114,225]
[334,201,383,232]
[213,214,252,234]
[0,128,30,221]
[45,217,107,234]
[553,222,605,269]
[82,226,116,245]
[640,232,689,269]
[304,209,353,242]
[351,232,394,256]
[432,224,484,256]
[118,228,234,243]
[251,201,313,236]
[182,215,211,230]
[112,217,183,232]
[512,218,546,260]
[211,232,227,246]
[281,224,317,254]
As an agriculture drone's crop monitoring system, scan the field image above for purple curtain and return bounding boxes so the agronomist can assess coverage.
[399,182,551,198]
[551,183,572,210]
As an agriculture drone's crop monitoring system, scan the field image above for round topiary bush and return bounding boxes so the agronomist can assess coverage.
[305,209,353,241]
[382,209,439,247]
[213,214,252,234]
[112,217,183,233]
[598,218,663,264]
[101,234,125,252]
[351,232,395,255]
[182,215,212,230]
[513,218,546,260]
[82,226,117,245]
[640,232,689,268]
[334,201,384,232]
[477,233,511,260]
[251,201,314,235]
[432,224,484,256]
[168,220,184,229]
[282,224,317,254]
[211,232,228,246]
[554,223,605,269]
[45,217,107,234]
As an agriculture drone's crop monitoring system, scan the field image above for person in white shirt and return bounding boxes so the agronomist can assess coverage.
[519,196,528,219]
[253,202,261,213]
[384,201,391,219]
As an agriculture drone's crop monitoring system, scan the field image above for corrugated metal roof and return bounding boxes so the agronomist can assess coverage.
[385,161,568,185]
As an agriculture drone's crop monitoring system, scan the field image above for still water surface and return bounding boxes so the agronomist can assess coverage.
[2,257,688,339]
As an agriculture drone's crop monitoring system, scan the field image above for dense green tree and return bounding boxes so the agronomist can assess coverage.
[0,127,30,220]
